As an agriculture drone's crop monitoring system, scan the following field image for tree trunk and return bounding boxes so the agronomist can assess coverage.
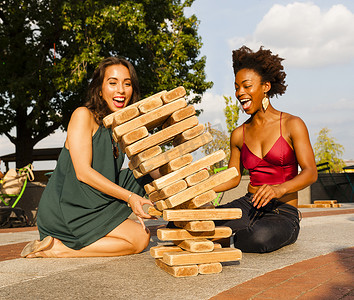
[15,108,34,168]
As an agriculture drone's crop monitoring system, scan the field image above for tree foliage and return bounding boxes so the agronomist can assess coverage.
[314,127,345,172]
[0,0,212,167]
[223,95,239,135]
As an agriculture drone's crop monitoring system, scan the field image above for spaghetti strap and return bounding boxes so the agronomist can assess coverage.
[280,112,283,136]
[242,123,245,142]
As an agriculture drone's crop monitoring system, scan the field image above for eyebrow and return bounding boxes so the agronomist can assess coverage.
[235,79,252,86]
[107,77,131,81]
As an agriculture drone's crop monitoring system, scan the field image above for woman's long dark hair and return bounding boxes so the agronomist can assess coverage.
[85,57,140,125]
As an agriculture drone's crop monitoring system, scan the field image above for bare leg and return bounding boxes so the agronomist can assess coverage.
[27,219,150,258]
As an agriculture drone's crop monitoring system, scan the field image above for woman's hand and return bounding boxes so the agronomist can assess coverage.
[252,185,284,209]
[128,194,157,230]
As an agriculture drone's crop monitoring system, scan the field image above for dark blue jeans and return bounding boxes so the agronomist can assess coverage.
[214,193,300,253]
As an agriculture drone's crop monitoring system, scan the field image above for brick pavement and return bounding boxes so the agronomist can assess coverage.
[0,208,353,299]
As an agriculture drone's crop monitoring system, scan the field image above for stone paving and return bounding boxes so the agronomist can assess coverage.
[0,205,353,299]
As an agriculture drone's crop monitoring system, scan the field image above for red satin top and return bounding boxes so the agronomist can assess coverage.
[240,113,298,186]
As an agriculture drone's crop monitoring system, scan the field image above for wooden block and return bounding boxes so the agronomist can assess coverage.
[149,180,187,202]
[103,106,140,128]
[144,182,156,194]
[148,206,162,217]
[165,168,238,208]
[163,208,242,221]
[155,259,198,277]
[129,145,162,170]
[185,169,210,187]
[138,96,163,114]
[163,248,242,266]
[174,220,215,232]
[161,86,186,103]
[103,90,167,127]
[298,204,332,208]
[152,150,225,190]
[112,98,187,141]
[313,200,337,204]
[332,203,342,208]
[175,190,217,209]
[174,239,215,253]
[157,226,232,241]
[121,126,149,147]
[198,263,222,275]
[150,243,222,259]
[155,200,168,211]
[132,168,144,179]
[139,132,213,174]
[159,154,194,176]
[163,105,196,128]
[173,123,205,146]
[125,116,199,157]
[150,245,183,258]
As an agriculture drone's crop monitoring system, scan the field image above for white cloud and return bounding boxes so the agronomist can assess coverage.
[229,2,354,67]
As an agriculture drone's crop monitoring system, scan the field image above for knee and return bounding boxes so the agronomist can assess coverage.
[234,227,275,253]
[131,229,150,254]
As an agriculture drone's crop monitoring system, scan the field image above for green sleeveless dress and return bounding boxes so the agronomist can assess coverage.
[37,126,150,250]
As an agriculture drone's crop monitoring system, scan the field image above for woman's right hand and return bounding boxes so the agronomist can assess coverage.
[128,194,157,230]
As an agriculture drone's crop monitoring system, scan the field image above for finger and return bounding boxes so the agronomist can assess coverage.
[137,216,146,231]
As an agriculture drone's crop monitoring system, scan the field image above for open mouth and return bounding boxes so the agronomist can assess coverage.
[113,97,126,108]
[239,99,251,110]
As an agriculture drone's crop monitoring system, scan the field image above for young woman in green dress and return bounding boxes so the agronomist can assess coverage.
[21,57,158,258]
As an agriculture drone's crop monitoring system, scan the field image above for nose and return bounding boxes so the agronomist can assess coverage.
[116,82,125,94]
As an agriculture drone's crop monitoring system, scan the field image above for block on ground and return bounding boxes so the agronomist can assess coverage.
[174,239,215,253]
[155,259,198,277]
[139,132,213,174]
[313,200,337,204]
[174,220,215,232]
[163,208,242,221]
[152,150,225,190]
[198,263,222,275]
[165,168,238,208]
[162,248,242,266]
[157,226,232,241]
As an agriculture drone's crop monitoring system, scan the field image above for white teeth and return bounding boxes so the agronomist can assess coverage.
[240,99,250,104]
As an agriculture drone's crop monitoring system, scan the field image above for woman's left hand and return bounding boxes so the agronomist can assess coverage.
[252,185,284,209]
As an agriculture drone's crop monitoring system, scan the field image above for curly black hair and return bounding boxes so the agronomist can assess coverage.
[232,46,287,98]
[85,57,140,125]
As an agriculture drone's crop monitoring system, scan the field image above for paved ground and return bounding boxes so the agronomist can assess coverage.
[0,204,353,300]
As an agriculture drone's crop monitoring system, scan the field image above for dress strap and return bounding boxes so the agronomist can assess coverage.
[242,123,245,142]
[280,112,283,136]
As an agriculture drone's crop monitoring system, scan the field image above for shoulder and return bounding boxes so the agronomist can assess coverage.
[68,107,98,132]
[230,124,244,148]
[281,112,309,136]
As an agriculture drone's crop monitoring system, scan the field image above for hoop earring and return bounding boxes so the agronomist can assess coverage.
[262,96,269,111]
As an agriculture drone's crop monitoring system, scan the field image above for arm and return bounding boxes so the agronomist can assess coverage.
[252,116,318,208]
[214,127,243,193]
[66,107,155,227]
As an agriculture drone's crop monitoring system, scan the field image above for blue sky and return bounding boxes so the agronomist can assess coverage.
[188,0,354,162]
[1,0,354,170]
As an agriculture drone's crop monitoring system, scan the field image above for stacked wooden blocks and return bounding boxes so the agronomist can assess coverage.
[103,86,242,277]
[298,200,342,208]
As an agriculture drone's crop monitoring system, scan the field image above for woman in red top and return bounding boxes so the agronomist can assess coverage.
[215,46,317,253]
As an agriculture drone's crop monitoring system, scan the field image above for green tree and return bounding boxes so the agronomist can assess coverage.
[201,122,230,173]
[314,127,345,172]
[223,95,239,134]
[0,0,212,167]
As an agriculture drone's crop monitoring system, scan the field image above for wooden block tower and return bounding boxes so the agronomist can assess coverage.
[103,87,242,277]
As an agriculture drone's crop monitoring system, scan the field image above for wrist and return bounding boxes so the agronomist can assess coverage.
[127,192,134,207]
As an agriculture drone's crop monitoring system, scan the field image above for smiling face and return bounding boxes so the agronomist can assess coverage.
[234,68,270,114]
[101,64,133,113]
